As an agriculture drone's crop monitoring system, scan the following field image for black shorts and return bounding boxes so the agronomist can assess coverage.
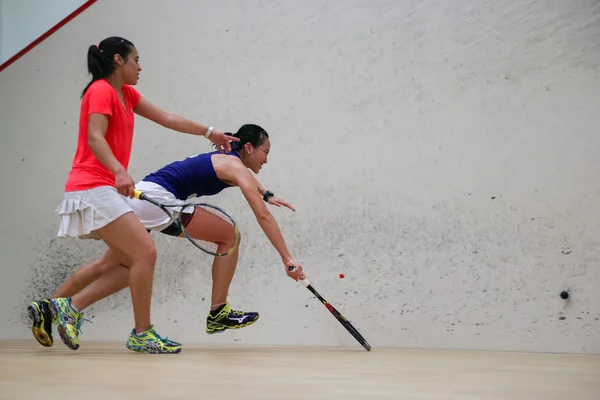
[145,207,195,237]
[146,221,182,237]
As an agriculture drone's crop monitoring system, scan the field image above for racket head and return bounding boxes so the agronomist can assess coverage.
[134,189,239,257]
[176,202,240,257]
[299,278,371,351]
[322,298,371,351]
[331,307,371,351]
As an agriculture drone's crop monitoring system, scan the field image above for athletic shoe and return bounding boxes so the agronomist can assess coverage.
[27,299,53,347]
[206,302,259,334]
[125,325,182,354]
[50,297,88,350]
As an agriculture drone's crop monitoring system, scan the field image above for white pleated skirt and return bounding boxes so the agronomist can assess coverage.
[55,185,134,240]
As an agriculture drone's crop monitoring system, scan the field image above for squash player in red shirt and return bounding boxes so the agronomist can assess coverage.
[27,36,237,354]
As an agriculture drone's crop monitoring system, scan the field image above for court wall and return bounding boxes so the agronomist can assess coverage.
[1,0,599,354]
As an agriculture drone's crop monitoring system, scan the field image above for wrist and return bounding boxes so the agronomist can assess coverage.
[282,256,294,266]
[263,190,274,202]
[204,126,214,138]
[112,165,127,176]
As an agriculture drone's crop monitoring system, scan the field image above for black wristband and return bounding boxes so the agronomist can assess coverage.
[263,190,274,202]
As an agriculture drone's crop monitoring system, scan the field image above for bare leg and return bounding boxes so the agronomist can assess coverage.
[71,266,130,311]
[29,250,121,348]
[210,241,240,309]
[52,249,119,299]
[48,211,184,353]
[67,248,130,311]
[181,207,240,309]
[95,211,157,334]
[183,209,258,334]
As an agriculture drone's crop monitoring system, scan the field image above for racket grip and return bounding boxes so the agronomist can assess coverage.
[133,189,144,200]
[288,266,310,287]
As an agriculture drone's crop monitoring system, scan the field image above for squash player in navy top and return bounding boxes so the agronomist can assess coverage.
[28,124,307,353]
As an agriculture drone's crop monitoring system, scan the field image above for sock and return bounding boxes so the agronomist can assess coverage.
[210,303,227,316]
[68,299,80,313]
[135,325,152,336]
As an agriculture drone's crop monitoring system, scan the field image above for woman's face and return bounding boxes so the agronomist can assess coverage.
[117,47,141,85]
[244,138,271,174]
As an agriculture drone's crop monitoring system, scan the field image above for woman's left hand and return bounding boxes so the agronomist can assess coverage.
[209,130,239,152]
[268,196,296,212]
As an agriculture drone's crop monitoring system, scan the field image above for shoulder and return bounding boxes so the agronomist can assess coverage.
[122,84,142,106]
[166,152,210,170]
[82,80,116,114]
[212,152,249,183]
[212,152,244,169]
[122,84,140,96]
[84,79,114,98]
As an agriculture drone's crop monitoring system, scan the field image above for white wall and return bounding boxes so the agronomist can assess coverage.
[0,0,87,64]
[0,0,599,354]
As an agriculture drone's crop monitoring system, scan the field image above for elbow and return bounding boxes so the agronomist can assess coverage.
[161,112,176,128]
[87,133,100,150]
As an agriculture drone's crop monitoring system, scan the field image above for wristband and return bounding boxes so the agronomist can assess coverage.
[263,190,274,202]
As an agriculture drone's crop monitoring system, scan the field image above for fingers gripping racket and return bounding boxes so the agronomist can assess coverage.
[289,267,371,351]
[134,189,240,257]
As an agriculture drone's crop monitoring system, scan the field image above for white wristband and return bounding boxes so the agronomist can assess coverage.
[205,126,214,138]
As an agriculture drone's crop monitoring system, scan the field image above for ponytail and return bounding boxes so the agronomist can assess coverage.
[215,124,269,152]
[81,36,135,98]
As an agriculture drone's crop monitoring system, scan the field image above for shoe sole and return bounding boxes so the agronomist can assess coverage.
[27,303,53,347]
[125,343,181,354]
[56,325,79,350]
[50,301,80,351]
[206,315,259,335]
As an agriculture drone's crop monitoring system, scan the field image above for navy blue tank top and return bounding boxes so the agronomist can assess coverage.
[142,151,241,200]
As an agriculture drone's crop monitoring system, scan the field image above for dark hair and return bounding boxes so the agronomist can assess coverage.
[219,124,270,152]
[81,36,135,98]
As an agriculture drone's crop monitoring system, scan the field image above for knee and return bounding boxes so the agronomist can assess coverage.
[142,242,158,265]
[223,227,240,249]
[130,239,157,267]
[99,250,121,273]
[99,260,120,274]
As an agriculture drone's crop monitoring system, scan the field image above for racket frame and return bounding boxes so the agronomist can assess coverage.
[292,270,371,351]
[134,189,240,257]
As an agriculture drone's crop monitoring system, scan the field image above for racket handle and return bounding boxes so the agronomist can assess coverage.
[288,266,310,287]
[133,189,144,200]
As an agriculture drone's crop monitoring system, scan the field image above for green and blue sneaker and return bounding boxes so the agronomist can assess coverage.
[206,302,259,334]
[50,297,89,350]
[27,299,54,347]
[126,325,182,354]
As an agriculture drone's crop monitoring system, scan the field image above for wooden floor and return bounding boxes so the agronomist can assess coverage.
[0,341,598,400]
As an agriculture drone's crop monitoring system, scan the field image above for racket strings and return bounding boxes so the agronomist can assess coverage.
[194,204,235,224]
[179,206,196,228]
[177,204,237,255]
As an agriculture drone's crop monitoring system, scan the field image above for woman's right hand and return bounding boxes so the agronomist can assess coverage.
[115,170,135,198]
[209,130,240,153]
[285,262,306,281]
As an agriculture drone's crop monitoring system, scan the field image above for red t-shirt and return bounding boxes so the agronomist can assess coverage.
[64,79,141,192]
